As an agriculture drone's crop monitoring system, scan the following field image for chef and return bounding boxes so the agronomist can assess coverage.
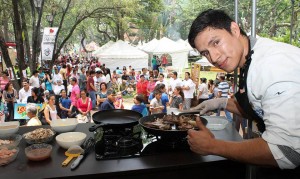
[187,9,300,169]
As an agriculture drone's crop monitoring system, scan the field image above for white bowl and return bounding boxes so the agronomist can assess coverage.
[55,132,86,149]
[50,118,78,133]
[0,122,20,137]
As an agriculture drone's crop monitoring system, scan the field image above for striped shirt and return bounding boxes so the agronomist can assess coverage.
[218,81,229,98]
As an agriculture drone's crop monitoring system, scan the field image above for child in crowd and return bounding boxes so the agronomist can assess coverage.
[149,90,164,114]
[126,84,135,96]
[131,94,148,117]
[114,91,124,109]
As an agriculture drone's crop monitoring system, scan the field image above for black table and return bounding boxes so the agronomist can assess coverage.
[0,123,246,179]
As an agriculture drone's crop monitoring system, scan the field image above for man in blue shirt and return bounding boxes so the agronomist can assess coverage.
[100,90,116,111]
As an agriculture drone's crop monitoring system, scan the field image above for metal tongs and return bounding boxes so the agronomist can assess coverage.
[70,137,95,170]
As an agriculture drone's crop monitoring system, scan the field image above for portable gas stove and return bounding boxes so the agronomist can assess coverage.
[94,127,143,160]
[94,127,191,160]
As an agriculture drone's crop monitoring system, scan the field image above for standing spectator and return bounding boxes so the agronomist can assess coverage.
[44,94,60,124]
[52,67,63,90]
[70,68,79,82]
[114,91,124,109]
[60,64,68,90]
[29,70,40,88]
[38,68,45,82]
[161,54,168,67]
[169,86,184,110]
[0,71,10,90]
[181,72,195,110]
[27,87,44,104]
[155,74,167,87]
[146,76,156,98]
[168,71,182,95]
[44,71,53,93]
[198,78,209,103]
[19,80,33,103]
[79,67,87,91]
[149,90,164,114]
[3,82,17,121]
[217,76,232,122]
[208,79,215,94]
[77,89,92,121]
[136,75,149,101]
[151,55,158,71]
[70,77,80,109]
[59,89,73,119]
[141,68,149,80]
[86,71,97,109]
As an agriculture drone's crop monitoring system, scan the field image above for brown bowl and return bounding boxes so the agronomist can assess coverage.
[25,143,52,161]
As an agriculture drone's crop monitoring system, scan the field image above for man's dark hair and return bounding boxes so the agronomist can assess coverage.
[90,70,95,75]
[154,90,162,96]
[33,70,39,75]
[159,73,164,78]
[188,9,247,48]
[172,71,177,77]
[71,77,77,83]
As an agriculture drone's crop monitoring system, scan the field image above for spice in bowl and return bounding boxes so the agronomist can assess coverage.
[25,143,52,161]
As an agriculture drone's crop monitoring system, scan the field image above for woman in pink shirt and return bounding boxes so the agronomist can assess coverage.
[77,89,92,121]
[146,76,156,97]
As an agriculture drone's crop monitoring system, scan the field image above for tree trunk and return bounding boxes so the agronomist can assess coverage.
[12,0,25,80]
[19,2,32,74]
[30,0,44,73]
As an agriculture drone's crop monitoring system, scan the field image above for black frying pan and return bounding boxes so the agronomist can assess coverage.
[139,112,207,140]
[89,109,142,132]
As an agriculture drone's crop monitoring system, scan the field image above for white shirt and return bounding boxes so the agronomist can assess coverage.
[169,78,182,93]
[29,76,40,88]
[247,37,300,169]
[53,85,65,95]
[155,80,168,91]
[52,73,63,84]
[182,78,195,99]
[19,86,33,103]
[27,116,42,126]
[198,83,209,99]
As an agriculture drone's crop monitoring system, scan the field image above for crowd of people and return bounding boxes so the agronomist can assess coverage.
[0,55,235,126]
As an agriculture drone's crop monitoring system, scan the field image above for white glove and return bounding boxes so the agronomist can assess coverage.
[191,98,228,115]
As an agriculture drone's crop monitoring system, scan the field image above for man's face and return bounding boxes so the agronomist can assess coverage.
[23,82,29,89]
[194,23,244,73]
[159,75,164,82]
[54,68,59,74]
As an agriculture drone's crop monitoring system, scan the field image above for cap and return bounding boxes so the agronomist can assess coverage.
[44,90,50,94]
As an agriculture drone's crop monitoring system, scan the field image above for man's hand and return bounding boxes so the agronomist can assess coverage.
[190,98,228,115]
[187,117,215,155]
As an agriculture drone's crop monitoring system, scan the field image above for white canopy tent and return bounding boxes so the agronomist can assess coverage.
[195,57,213,67]
[98,40,148,70]
[139,38,158,51]
[92,41,115,57]
[142,37,190,71]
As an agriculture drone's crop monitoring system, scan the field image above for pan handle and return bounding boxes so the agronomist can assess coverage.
[89,123,106,132]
